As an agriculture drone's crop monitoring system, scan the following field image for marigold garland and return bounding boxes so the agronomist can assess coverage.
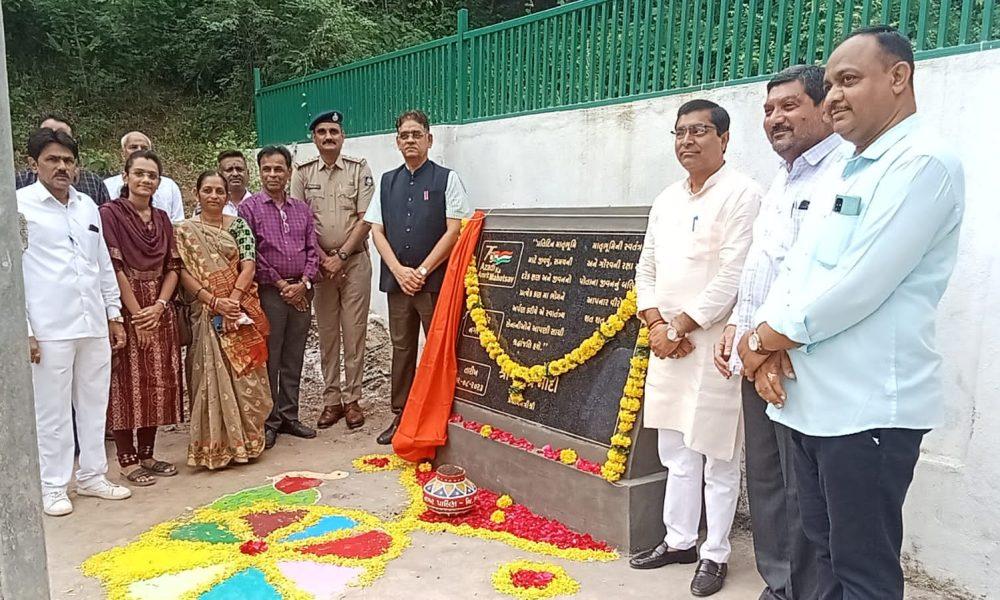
[465,257,638,405]
[601,327,649,483]
[492,560,580,599]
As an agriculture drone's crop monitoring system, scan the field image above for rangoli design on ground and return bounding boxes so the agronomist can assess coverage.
[83,455,615,598]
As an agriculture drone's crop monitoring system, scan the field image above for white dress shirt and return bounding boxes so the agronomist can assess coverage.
[104,174,186,223]
[18,181,122,341]
[728,133,849,373]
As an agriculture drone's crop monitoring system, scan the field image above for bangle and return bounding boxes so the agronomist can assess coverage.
[647,319,666,330]
[156,299,168,308]
[210,297,218,312]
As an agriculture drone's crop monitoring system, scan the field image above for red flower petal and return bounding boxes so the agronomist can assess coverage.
[243,510,308,538]
[239,540,269,555]
[511,569,556,589]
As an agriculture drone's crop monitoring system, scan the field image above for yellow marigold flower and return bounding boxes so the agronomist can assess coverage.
[611,434,632,448]
[490,509,506,524]
[418,462,433,473]
[559,449,578,465]
[617,420,634,433]
[480,425,493,438]
[496,494,514,509]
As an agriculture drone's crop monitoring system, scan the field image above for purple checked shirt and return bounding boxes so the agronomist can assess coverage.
[238,191,319,286]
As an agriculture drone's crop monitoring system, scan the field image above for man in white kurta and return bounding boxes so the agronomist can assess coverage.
[631,100,761,597]
[20,128,132,517]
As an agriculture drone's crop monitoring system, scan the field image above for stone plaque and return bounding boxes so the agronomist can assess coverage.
[455,228,644,445]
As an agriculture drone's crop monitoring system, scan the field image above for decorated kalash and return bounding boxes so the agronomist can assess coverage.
[83,207,661,599]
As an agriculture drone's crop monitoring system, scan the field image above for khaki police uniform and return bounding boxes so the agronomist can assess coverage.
[292,154,374,412]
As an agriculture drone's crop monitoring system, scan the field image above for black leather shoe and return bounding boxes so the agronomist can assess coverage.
[264,428,278,450]
[690,559,727,597]
[628,542,698,569]
[376,415,401,445]
[279,420,316,439]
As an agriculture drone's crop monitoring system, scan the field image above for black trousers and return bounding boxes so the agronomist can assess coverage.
[386,291,437,413]
[791,427,926,600]
[260,285,313,432]
[742,381,816,600]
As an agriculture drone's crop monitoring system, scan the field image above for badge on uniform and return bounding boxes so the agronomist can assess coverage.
[423,190,429,201]
[364,176,373,187]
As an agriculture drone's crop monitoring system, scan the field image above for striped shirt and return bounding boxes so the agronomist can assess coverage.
[729,133,848,374]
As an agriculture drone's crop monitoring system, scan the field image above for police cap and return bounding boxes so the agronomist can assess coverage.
[309,110,344,131]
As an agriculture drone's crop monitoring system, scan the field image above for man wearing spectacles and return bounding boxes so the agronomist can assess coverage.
[364,109,472,445]
[630,99,762,597]
[238,145,320,449]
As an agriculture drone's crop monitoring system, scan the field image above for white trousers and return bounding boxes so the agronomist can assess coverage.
[658,428,741,564]
[31,337,111,493]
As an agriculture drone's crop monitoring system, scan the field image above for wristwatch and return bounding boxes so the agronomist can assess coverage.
[417,266,429,278]
[748,329,766,354]
[109,316,124,323]
[665,324,682,342]
[302,278,312,290]
[336,249,350,260]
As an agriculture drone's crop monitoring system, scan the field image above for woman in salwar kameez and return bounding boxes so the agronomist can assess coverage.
[100,150,183,486]
[176,171,272,469]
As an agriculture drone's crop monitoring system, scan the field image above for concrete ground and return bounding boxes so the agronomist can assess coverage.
[45,413,952,599]
[42,322,953,599]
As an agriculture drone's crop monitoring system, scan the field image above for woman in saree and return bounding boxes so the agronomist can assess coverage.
[100,150,183,486]
[176,171,272,469]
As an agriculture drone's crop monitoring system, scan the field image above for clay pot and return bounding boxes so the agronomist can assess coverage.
[422,464,478,516]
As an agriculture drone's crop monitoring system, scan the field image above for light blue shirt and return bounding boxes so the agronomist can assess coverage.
[755,116,965,436]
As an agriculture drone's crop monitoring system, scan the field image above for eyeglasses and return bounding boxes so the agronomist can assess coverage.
[671,124,717,139]
[397,131,426,141]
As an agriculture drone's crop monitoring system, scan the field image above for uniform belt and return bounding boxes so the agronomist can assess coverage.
[326,248,365,258]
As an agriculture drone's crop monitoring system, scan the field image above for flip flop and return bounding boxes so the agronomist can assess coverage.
[121,467,156,486]
[142,460,178,477]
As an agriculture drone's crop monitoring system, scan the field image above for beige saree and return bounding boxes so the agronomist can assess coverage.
[176,217,272,469]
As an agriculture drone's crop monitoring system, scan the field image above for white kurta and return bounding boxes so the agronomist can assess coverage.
[636,165,762,462]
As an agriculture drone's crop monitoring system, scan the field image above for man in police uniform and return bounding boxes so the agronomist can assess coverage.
[364,109,472,444]
[292,110,374,430]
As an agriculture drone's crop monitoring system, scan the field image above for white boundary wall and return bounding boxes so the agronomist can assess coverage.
[287,48,1000,596]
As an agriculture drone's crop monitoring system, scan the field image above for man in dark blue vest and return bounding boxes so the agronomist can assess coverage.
[364,109,472,444]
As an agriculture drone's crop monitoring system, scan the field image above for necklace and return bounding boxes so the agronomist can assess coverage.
[200,215,226,231]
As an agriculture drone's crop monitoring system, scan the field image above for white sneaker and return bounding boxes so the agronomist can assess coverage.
[77,479,132,501]
[42,491,73,516]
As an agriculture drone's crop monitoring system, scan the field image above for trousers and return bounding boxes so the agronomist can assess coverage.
[314,253,371,408]
[742,380,817,599]
[31,337,111,493]
[658,428,741,563]
[792,427,925,599]
[260,285,313,431]
[386,291,437,412]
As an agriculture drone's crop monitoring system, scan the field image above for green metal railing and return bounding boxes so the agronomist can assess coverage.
[254,0,999,145]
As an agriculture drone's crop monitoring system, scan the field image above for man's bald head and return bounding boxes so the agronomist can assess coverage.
[120,131,152,159]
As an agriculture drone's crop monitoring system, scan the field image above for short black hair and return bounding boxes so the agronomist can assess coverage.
[844,25,915,82]
[26,128,79,160]
[395,109,430,132]
[38,112,71,128]
[767,65,827,105]
[676,99,730,135]
[217,150,246,164]
[257,145,292,168]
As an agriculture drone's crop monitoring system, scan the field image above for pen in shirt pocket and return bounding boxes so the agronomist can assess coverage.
[691,215,698,232]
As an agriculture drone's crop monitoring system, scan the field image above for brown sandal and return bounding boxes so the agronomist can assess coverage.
[121,466,156,486]
[141,459,178,477]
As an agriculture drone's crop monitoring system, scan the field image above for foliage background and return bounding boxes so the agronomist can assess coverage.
[4,0,565,188]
